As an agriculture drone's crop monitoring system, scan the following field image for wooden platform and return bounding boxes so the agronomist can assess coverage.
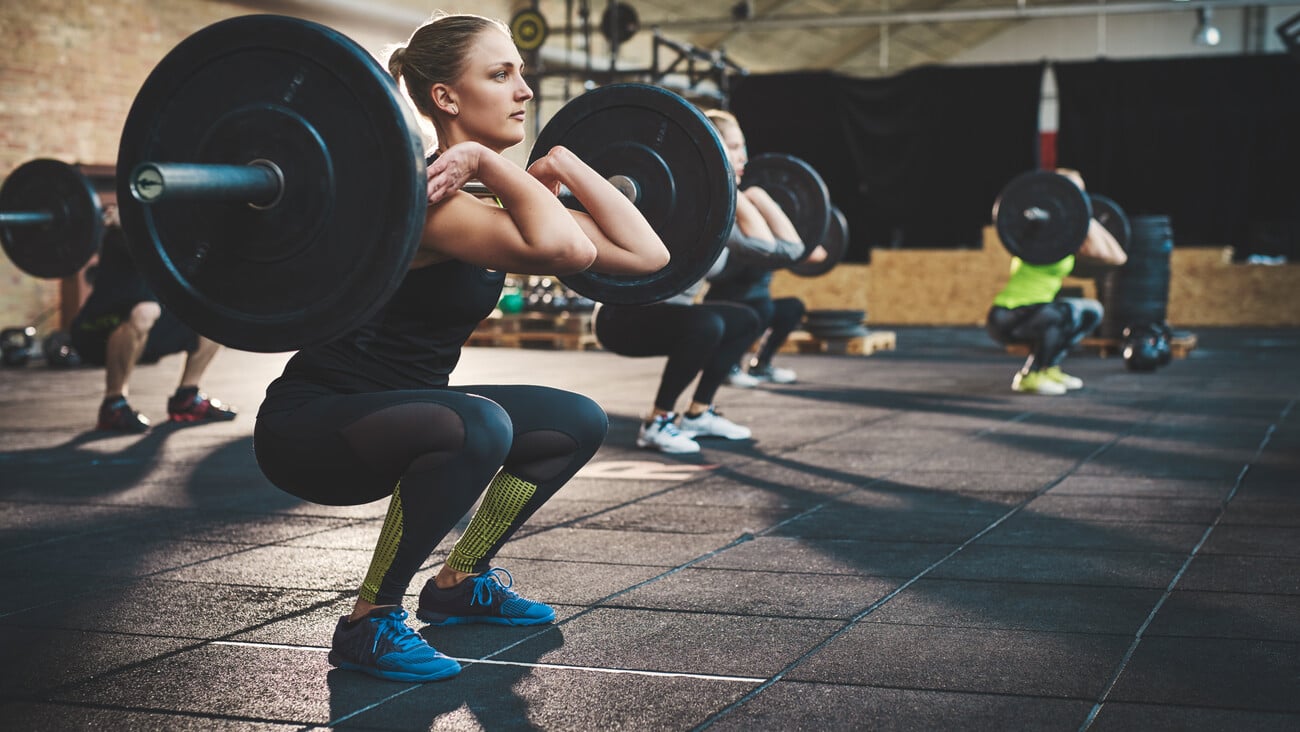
[467,311,600,350]
[1005,332,1198,359]
[777,329,897,356]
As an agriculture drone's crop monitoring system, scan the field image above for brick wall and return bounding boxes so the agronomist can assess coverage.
[0,0,246,332]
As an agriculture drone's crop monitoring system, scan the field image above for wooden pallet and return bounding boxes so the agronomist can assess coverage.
[777,329,897,356]
[467,311,600,350]
[1005,332,1197,359]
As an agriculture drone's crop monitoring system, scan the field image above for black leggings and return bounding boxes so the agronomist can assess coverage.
[254,384,606,603]
[595,302,761,412]
[986,298,1103,370]
[704,293,805,366]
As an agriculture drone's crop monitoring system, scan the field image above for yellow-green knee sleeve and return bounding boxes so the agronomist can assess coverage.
[445,472,537,573]
[359,483,404,604]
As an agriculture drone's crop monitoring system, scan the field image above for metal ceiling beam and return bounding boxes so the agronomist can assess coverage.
[605,0,1299,33]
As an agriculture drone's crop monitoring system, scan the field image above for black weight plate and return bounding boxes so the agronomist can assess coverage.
[741,153,831,265]
[530,83,734,305]
[0,159,103,279]
[993,170,1090,265]
[1088,194,1130,253]
[790,205,847,277]
[805,308,865,323]
[116,15,426,353]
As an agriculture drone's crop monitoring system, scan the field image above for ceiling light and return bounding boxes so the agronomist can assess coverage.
[1193,7,1221,46]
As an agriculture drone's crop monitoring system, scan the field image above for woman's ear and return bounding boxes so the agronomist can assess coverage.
[431,84,459,116]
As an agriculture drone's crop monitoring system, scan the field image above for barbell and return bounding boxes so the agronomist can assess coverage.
[111,14,743,353]
[992,170,1130,266]
[0,159,104,279]
[5,15,842,352]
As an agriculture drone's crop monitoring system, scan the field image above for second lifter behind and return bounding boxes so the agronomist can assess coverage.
[70,202,237,432]
[986,168,1128,395]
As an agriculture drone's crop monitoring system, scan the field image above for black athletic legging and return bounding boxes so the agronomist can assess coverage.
[254,384,606,604]
[986,298,1103,370]
[595,302,761,412]
[704,293,805,367]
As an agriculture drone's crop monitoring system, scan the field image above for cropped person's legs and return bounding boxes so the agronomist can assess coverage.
[681,302,761,439]
[255,388,519,681]
[749,296,804,382]
[94,301,160,432]
[418,384,607,625]
[987,304,1070,395]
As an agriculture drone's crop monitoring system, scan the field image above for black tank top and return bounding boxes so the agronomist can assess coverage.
[260,258,505,410]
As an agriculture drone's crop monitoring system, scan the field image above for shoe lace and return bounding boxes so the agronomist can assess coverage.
[370,609,425,654]
[469,567,519,608]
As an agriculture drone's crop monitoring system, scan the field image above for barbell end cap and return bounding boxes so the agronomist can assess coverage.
[130,163,166,203]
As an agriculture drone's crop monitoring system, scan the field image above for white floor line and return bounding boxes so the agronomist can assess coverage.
[211,640,764,683]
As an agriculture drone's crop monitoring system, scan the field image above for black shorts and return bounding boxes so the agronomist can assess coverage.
[70,304,199,366]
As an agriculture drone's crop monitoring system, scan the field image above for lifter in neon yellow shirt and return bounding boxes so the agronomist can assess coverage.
[986,169,1128,395]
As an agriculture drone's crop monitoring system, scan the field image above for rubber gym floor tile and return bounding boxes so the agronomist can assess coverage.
[1105,636,1300,712]
[2,579,338,639]
[568,501,803,535]
[884,468,1059,494]
[332,659,757,731]
[1143,589,1300,642]
[862,578,1162,634]
[705,680,1094,732]
[771,504,1007,543]
[1018,494,1223,523]
[497,607,842,679]
[1088,702,1300,732]
[0,500,160,551]
[496,526,737,566]
[0,626,193,697]
[552,475,704,503]
[835,484,1029,513]
[973,515,1209,552]
[50,643,386,724]
[1046,475,1234,500]
[147,512,358,546]
[0,702,300,731]
[695,536,958,577]
[0,571,115,617]
[640,480,831,510]
[929,544,1190,588]
[604,567,899,619]
[1220,501,1300,528]
[1200,525,1300,556]
[2,533,258,579]
[1173,554,1300,594]
[785,622,1132,699]
[150,544,371,591]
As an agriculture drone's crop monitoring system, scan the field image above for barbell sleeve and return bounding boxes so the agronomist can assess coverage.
[130,161,283,208]
[0,211,56,226]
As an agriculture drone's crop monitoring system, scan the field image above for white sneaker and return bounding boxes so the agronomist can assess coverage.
[636,413,700,454]
[679,407,752,440]
[724,367,760,388]
[749,363,796,384]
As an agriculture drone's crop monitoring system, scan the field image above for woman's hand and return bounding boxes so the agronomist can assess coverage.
[526,147,566,197]
[426,142,486,204]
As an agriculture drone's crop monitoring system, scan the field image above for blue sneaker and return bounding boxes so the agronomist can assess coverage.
[328,606,461,682]
[417,567,556,626]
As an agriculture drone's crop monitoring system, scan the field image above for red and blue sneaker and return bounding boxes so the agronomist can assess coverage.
[167,388,237,423]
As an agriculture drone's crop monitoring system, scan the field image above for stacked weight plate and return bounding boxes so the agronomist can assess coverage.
[804,309,868,339]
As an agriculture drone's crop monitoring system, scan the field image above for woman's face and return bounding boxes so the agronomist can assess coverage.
[448,29,533,152]
[718,122,748,182]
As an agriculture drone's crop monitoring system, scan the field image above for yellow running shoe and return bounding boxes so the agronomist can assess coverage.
[1043,366,1084,390]
[1012,370,1068,395]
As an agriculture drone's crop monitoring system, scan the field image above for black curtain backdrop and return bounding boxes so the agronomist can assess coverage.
[1055,55,1300,255]
[729,63,1043,262]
